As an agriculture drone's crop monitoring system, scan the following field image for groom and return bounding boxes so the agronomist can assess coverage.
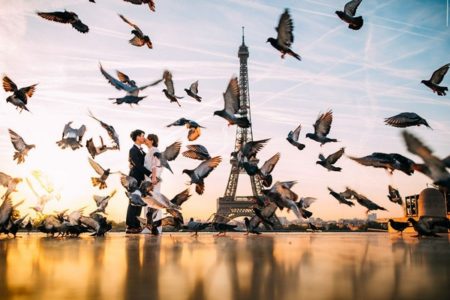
[126,129,151,234]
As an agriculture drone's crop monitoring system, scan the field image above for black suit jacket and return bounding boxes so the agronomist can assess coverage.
[129,145,151,185]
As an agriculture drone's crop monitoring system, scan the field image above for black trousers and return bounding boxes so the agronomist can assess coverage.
[126,204,142,228]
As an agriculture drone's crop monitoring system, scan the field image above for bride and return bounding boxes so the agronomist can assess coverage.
[143,133,163,235]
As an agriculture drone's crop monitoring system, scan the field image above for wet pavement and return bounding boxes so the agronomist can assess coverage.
[0,232,449,300]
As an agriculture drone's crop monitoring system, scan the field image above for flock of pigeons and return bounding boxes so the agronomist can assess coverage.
[1,0,450,238]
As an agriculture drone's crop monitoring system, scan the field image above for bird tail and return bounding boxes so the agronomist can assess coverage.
[13,152,25,164]
[195,182,205,195]
[297,143,305,150]
[91,177,107,189]
[288,49,302,61]
[236,117,251,128]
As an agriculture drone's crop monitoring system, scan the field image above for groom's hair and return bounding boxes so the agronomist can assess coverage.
[130,129,145,142]
[147,134,159,147]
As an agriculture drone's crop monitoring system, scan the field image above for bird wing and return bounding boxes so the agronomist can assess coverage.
[189,81,199,94]
[93,195,105,206]
[72,20,89,33]
[119,14,143,35]
[163,70,175,95]
[2,76,18,92]
[299,197,316,209]
[137,77,164,90]
[327,148,345,164]
[291,124,301,141]
[443,155,450,168]
[162,141,182,161]
[195,156,222,178]
[116,70,132,84]
[77,125,87,141]
[170,189,191,206]
[402,131,446,172]
[186,144,209,155]
[243,138,270,158]
[276,9,294,48]
[223,77,240,114]
[8,129,27,151]
[430,63,450,85]
[99,63,132,91]
[313,110,333,137]
[384,112,422,128]
[182,150,204,160]
[120,174,138,192]
[344,0,362,17]
[37,11,72,24]
[260,153,281,175]
[88,158,105,175]
[62,122,73,138]
[0,198,13,224]
[19,84,38,99]
[187,127,201,141]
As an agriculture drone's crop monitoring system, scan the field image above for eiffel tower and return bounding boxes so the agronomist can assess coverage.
[215,28,281,227]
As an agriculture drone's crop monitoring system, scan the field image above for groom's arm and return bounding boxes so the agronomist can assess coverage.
[129,148,151,176]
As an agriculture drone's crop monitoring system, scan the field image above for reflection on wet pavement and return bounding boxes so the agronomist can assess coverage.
[0,233,449,300]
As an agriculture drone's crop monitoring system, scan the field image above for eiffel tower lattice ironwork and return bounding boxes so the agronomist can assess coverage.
[214,28,281,228]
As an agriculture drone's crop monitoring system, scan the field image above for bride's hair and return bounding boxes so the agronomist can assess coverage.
[147,134,159,147]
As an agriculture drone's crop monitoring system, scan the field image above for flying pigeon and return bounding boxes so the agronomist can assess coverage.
[348,152,415,175]
[86,137,108,159]
[166,118,205,141]
[142,191,181,210]
[88,158,116,189]
[125,190,147,207]
[384,112,431,129]
[0,172,22,200]
[402,131,450,188]
[266,9,301,60]
[335,0,364,30]
[26,178,53,213]
[153,141,182,174]
[162,70,184,106]
[387,185,402,205]
[99,63,162,105]
[352,192,387,214]
[262,181,302,219]
[182,144,211,161]
[184,81,202,102]
[287,124,305,150]
[388,219,409,234]
[91,189,116,214]
[233,138,270,165]
[257,152,281,187]
[306,110,338,146]
[119,14,152,48]
[88,110,120,149]
[56,122,86,150]
[37,10,89,33]
[327,187,354,207]
[213,76,250,128]
[421,63,449,96]
[182,156,222,195]
[295,197,316,219]
[123,0,155,12]
[317,147,345,172]
[8,129,35,164]
[2,76,37,113]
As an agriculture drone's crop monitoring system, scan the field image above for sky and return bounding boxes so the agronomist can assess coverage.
[0,0,449,222]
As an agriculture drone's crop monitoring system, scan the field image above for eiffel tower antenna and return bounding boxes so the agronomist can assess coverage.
[214,28,281,228]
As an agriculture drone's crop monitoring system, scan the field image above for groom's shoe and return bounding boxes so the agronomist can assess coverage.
[125,227,142,234]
